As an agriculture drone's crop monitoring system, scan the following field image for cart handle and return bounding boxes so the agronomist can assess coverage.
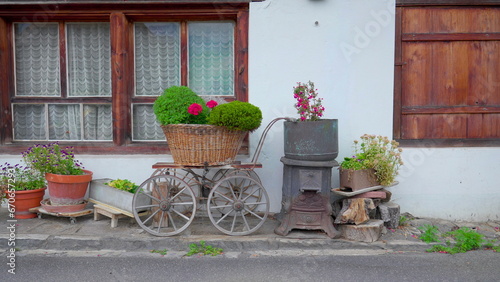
[250,117,296,165]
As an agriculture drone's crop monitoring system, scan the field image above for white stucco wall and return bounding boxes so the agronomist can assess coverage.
[2,0,499,221]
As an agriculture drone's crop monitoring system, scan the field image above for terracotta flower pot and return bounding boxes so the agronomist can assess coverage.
[339,168,379,192]
[45,170,93,207]
[7,187,47,219]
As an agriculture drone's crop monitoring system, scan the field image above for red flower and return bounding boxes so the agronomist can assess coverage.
[206,100,218,108]
[187,103,203,115]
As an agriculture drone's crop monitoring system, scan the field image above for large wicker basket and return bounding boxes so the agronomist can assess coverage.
[161,124,247,166]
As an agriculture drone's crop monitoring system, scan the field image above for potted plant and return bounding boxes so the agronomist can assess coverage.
[22,142,92,211]
[284,81,338,161]
[89,178,149,216]
[154,85,262,165]
[339,134,404,191]
[1,163,46,219]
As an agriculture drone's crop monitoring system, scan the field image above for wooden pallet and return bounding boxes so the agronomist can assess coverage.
[29,207,93,224]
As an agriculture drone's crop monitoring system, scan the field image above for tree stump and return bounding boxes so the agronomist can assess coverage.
[340,219,384,242]
[334,198,376,225]
[377,201,400,229]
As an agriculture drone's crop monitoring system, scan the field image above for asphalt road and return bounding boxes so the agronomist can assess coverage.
[7,250,500,281]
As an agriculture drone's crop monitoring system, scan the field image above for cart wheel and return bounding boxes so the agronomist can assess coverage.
[151,168,200,189]
[212,169,261,183]
[211,169,263,214]
[133,174,196,236]
[207,175,269,235]
[70,217,76,224]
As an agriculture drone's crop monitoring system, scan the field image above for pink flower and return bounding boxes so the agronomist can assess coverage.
[187,103,203,115]
[206,100,218,108]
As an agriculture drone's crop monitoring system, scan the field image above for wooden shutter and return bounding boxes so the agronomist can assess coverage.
[397,6,500,141]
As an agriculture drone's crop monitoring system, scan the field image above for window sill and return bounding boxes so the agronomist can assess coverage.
[0,141,250,155]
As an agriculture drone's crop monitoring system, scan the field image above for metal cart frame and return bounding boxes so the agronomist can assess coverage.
[132,118,290,236]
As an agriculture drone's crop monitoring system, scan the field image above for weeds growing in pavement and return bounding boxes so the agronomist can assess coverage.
[421,226,499,254]
[418,224,441,243]
[186,240,223,257]
[150,248,168,255]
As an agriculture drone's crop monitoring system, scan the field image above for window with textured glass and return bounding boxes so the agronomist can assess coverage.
[12,22,112,141]
[132,21,234,141]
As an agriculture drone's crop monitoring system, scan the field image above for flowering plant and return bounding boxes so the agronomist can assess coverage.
[0,163,46,191]
[22,142,85,175]
[293,81,325,121]
[187,100,218,116]
[340,134,404,186]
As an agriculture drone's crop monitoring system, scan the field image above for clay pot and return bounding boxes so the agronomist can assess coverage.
[6,188,46,219]
[339,168,379,191]
[45,170,93,208]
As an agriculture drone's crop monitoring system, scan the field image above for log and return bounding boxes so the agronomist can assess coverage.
[335,198,376,225]
[340,219,384,242]
[377,201,400,229]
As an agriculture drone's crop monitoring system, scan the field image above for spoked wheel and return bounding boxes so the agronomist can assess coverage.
[207,175,269,236]
[132,174,196,236]
[151,168,201,190]
[210,169,263,214]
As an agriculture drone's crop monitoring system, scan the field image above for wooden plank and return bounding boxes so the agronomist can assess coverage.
[88,198,133,218]
[152,162,262,169]
[235,8,249,102]
[398,0,500,5]
[468,113,500,138]
[394,7,403,139]
[110,12,131,146]
[0,17,12,144]
[402,7,500,34]
[402,114,468,139]
[403,33,500,41]
[402,106,500,114]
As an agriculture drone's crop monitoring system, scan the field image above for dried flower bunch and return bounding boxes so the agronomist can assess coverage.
[340,134,404,186]
[22,142,85,176]
[293,81,325,121]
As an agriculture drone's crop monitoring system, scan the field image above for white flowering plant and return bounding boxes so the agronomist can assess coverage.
[340,134,404,186]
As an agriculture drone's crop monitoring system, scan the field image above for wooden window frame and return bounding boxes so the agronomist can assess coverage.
[394,0,500,147]
[0,2,250,154]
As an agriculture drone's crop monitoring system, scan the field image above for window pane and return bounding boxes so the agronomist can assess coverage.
[13,104,46,140]
[135,22,180,96]
[132,104,165,141]
[14,23,60,97]
[67,23,111,97]
[48,104,81,140]
[188,21,234,96]
[83,104,112,140]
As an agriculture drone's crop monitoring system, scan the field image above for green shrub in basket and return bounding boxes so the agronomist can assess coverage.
[153,86,209,125]
[208,100,262,131]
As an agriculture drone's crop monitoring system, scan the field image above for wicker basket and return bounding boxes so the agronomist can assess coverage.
[161,124,247,166]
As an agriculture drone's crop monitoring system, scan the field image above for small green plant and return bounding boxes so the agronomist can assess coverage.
[208,100,262,131]
[418,224,441,243]
[104,179,138,194]
[340,135,403,186]
[1,163,46,191]
[22,142,85,175]
[154,86,209,125]
[150,248,168,255]
[425,227,489,254]
[446,227,484,253]
[399,215,409,227]
[186,240,223,257]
